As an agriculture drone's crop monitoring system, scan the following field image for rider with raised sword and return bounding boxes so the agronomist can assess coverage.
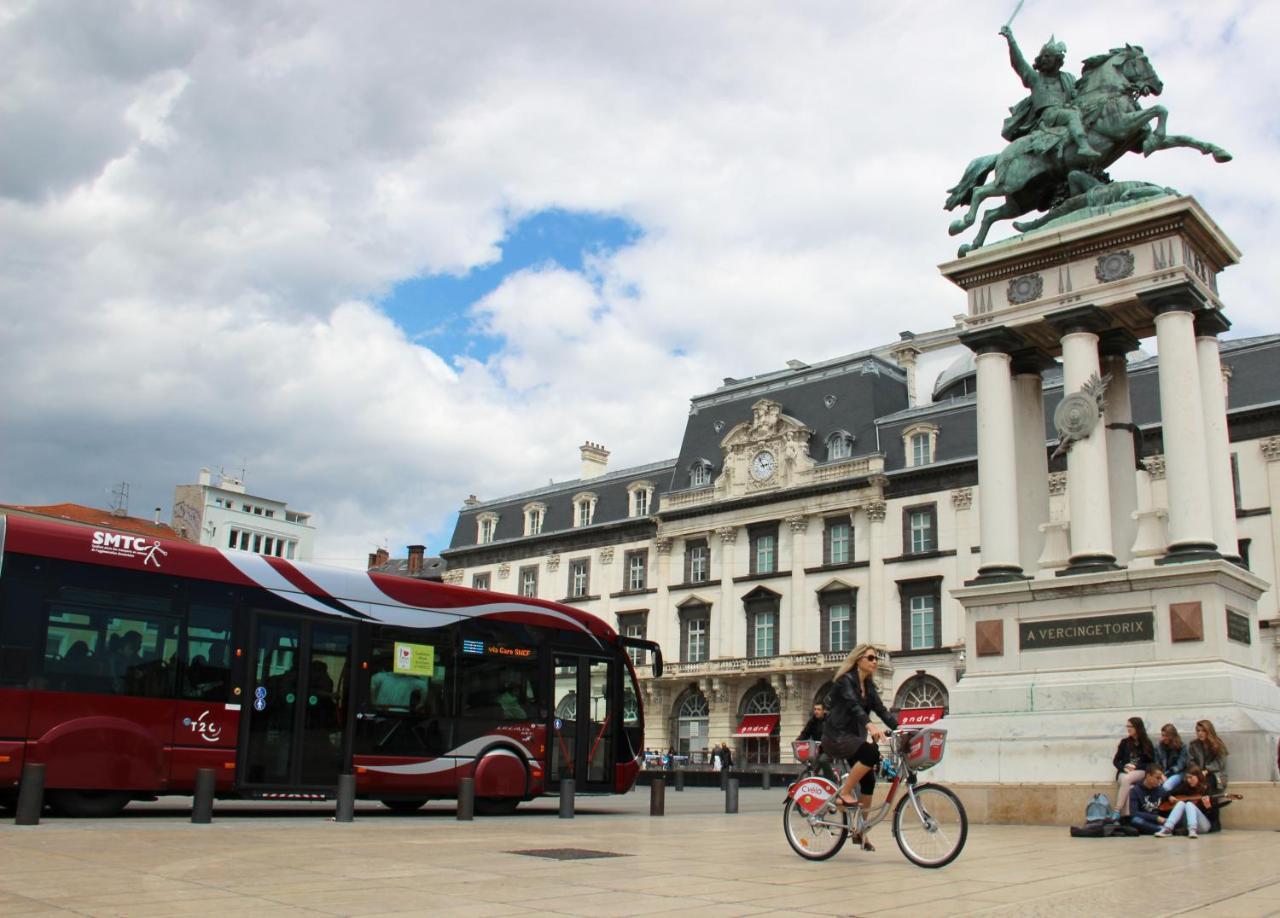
[998,25,1101,159]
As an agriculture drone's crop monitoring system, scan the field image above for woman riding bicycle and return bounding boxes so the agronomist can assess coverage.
[822,643,897,849]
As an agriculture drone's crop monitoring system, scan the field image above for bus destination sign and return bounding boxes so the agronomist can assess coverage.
[462,639,536,659]
[1019,611,1153,650]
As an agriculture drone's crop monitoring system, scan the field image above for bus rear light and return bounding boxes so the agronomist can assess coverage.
[361,661,368,670]
[0,755,10,763]
[235,648,242,657]
[356,767,367,774]
[223,762,235,769]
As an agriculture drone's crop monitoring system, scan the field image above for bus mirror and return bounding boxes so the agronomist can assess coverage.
[621,637,662,677]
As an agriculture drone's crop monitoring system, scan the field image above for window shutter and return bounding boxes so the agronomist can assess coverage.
[822,522,832,565]
[819,602,830,653]
[683,542,692,583]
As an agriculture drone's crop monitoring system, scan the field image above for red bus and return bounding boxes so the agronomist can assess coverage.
[0,514,660,816]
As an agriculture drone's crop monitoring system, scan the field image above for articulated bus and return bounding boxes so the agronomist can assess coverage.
[0,514,660,816]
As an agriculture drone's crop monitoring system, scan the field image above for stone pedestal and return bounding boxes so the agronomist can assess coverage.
[942,561,1279,783]
[938,198,1280,792]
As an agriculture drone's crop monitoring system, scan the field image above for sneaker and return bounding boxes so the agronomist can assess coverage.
[1154,828,1172,838]
[1189,828,1199,839]
[1109,810,1122,822]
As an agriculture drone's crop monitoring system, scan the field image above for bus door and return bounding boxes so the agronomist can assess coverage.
[548,654,615,791]
[240,614,354,790]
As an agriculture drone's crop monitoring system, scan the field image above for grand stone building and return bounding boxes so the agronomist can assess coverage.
[442,332,1280,765]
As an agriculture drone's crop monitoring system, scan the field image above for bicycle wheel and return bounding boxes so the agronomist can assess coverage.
[892,783,968,868]
[783,796,849,861]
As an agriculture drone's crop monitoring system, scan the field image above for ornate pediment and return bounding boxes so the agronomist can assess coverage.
[714,398,816,498]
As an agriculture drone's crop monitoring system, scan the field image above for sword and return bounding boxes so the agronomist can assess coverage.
[1005,0,1024,28]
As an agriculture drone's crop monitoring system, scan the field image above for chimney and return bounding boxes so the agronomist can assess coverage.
[367,552,379,570]
[198,467,212,486]
[407,544,425,576]
[153,507,162,525]
[463,495,480,508]
[374,547,390,568]
[579,441,610,479]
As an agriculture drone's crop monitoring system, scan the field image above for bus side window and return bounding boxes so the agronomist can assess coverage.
[43,610,110,694]
[459,657,542,721]
[0,578,44,687]
[183,604,233,701]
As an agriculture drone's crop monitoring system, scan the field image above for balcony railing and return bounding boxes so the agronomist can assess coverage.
[632,650,852,680]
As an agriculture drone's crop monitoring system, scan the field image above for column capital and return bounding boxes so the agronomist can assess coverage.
[785,514,809,534]
[864,500,887,523]
[959,326,1025,356]
[1047,304,1110,337]
[1138,281,1206,317]
[654,537,673,554]
[1194,308,1232,338]
[716,526,738,544]
[1098,328,1142,358]
[1010,346,1055,376]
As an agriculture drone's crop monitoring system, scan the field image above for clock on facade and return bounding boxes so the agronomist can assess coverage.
[750,450,776,481]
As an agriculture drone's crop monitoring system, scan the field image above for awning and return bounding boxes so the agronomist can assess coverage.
[734,714,780,737]
[898,707,944,726]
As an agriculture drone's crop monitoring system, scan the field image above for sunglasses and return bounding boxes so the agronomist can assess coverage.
[863,654,879,662]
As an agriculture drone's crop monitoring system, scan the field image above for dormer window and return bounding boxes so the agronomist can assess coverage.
[689,459,713,488]
[476,511,499,544]
[572,492,598,528]
[627,480,655,518]
[826,430,855,461]
[903,422,939,468]
[523,502,546,536]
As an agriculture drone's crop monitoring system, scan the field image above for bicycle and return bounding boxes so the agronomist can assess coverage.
[782,727,968,868]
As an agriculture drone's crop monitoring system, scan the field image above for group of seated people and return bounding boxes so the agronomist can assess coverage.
[1113,715,1233,837]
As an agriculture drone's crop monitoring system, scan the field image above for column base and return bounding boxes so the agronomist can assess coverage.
[1157,542,1221,565]
[1055,553,1122,577]
[966,564,1029,586]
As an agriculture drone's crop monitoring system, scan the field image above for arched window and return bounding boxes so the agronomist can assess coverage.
[903,422,939,468]
[476,511,499,544]
[826,430,855,461]
[689,459,713,488]
[893,673,949,715]
[737,682,781,766]
[673,690,709,756]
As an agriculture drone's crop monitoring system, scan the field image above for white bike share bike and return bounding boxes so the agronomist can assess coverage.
[782,727,968,868]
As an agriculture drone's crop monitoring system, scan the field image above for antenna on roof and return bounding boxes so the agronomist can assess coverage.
[239,458,247,482]
[109,482,130,517]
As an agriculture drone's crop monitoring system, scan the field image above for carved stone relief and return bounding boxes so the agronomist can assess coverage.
[497,563,510,580]
[1048,472,1068,496]
[599,547,614,565]
[1261,436,1280,463]
[654,537,673,554]
[1095,250,1135,283]
[951,488,973,511]
[1007,273,1044,305]
[1141,454,1167,479]
[545,553,561,572]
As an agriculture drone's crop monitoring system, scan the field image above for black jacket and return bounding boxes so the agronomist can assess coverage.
[797,715,826,742]
[1112,737,1154,777]
[822,672,897,747]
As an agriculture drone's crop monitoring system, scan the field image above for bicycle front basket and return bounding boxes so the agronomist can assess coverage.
[792,740,816,764]
[905,727,947,771]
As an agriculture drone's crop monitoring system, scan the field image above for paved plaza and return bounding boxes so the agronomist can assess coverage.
[2,787,1278,917]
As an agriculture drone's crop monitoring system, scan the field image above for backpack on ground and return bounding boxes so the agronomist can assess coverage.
[1084,793,1111,824]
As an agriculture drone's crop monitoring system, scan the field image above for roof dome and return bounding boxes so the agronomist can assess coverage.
[931,352,976,401]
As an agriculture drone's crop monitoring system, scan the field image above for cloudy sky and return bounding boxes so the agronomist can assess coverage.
[2,1,1275,567]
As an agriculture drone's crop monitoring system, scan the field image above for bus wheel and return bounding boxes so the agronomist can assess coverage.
[48,790,132,818]
[474,797,520,816]
[381,799,428,814]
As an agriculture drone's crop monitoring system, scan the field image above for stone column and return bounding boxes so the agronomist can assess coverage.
[784,515,809,655]
[864,500,887,645]
[1145,289,1218,561]
[959,327,1026,582]
[1100,330,1141,566]
[1050,306,1118,573]
[716,526,738,658]
[890,339,923,408]
[1196,311,1239,562]
[653,537,673,660]
[1011,350,1051,573]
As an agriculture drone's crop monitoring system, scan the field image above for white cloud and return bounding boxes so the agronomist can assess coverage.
[1,0,1275,566]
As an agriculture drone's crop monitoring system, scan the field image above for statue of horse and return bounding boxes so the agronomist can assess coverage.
[944,45,1231,257]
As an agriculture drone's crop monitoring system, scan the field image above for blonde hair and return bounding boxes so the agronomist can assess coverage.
[833,642,877,683]
[1196,719,1228,758]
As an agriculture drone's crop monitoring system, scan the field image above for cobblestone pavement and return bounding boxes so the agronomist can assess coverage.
[2,788,1278,917]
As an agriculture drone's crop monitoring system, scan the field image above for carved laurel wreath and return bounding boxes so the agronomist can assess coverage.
[1052,372,1111,459]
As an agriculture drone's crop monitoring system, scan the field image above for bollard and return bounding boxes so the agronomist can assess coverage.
[649,778,665,816]
[14,763,45,826]
[761,769,771,791]
[720,768,729,791]
[725,777,739,814]
[559,778,574,819]
[191,768,216,824]
[334,773,355,823]
[674,767,684,792]
[456,777,474,821]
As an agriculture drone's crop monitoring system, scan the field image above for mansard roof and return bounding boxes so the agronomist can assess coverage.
[448,458,677,550]
[669,350,909,494]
